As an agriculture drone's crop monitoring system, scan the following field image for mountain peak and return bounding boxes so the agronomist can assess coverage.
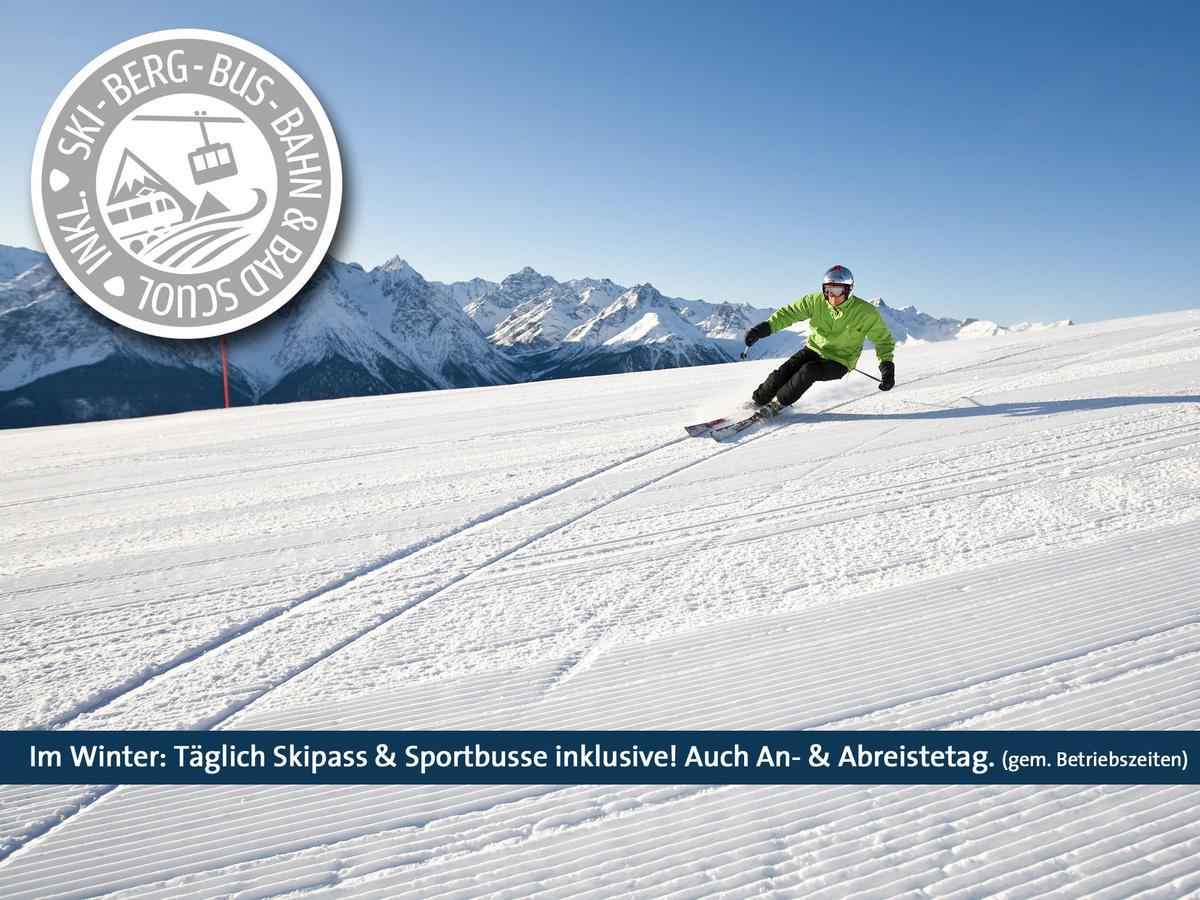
[501,265,553,287]
[379,256,415,274]
[624,283,665,303]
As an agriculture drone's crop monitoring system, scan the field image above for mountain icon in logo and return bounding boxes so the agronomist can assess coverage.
[105,149,196,256]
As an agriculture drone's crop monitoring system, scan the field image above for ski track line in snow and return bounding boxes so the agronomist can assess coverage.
[542,414,1200,567]
[1,408,810,867]
[683,390,1199,511]
[497,344,1093,695]
[1,441,426,510]
[322,513,1181,737]
[41,436,694,732]
[949,638,1200,731]
[4,527,408,606]
[15,392,1189,611]
[0,365,887,870]
[0,407,669,510]
[742,421,905,516]
[6,492,561,606]
[326,783,736,898]
[714,424,1200,563]
[775,620,1200,733]
[280,618,1198,736]
[0,382,922,598]
[803,621,1200,732]
[4,533,381,605]
[880,319,1192,412]
[13,388,1190,615]
[0,334,1084,539]
[834,398,1200,486]
[1,778,948,897]
[0,435,709,865]
[223,342,1192,712]
[504,527,1200,734]
[206,400,815,726]
[540,393,1099,556]
[487,390,923,696]
[74,354,898,723]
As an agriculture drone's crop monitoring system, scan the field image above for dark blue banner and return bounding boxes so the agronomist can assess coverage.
[2,731,1193,785]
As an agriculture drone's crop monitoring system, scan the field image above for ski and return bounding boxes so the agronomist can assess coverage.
[684,415,735,437]
[710,410,772,441]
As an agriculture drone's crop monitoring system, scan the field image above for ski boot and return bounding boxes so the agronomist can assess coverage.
[757,399,783,419]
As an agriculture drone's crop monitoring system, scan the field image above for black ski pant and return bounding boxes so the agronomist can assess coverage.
[752,346,849,407]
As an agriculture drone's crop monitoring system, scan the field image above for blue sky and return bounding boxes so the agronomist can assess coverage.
[2,0,1197,324]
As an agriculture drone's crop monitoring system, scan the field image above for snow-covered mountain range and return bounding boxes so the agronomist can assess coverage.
[0,243,1069,428]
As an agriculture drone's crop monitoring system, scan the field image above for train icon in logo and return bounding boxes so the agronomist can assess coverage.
[31,29,342,339]
[105,149,189,249]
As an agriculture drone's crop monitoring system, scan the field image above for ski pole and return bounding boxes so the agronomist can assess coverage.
[744,355,881,381]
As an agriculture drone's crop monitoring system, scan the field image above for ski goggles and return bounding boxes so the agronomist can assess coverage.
[823,284,848,297]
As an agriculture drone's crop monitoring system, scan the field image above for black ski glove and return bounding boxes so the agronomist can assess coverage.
[744,321,772,347]
[878,360,896,391]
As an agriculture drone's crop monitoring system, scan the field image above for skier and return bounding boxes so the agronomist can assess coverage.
[742,265,896,417]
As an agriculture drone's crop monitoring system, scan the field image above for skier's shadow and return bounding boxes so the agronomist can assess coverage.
[807,394,1200,423]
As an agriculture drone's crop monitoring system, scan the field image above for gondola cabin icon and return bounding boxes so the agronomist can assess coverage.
[132,111,246,185]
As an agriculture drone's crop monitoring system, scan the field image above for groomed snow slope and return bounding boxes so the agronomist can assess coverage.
[1,309,1199,898]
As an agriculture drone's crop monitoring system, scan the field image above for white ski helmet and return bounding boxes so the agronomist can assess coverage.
[823,265,854,291]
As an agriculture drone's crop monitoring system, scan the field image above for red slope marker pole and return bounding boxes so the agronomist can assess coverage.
[220,335,230,408]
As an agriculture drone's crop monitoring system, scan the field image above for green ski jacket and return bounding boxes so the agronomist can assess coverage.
[766,293,896,372]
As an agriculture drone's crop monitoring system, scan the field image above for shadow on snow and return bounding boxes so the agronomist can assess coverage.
[810,394,1200,423]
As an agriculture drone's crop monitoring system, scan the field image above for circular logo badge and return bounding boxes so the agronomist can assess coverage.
[31,29,342,339]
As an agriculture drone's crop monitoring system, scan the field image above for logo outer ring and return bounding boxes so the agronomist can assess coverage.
[30,28,343,340]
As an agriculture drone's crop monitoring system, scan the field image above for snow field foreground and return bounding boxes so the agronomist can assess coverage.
[1,309,1199,897]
